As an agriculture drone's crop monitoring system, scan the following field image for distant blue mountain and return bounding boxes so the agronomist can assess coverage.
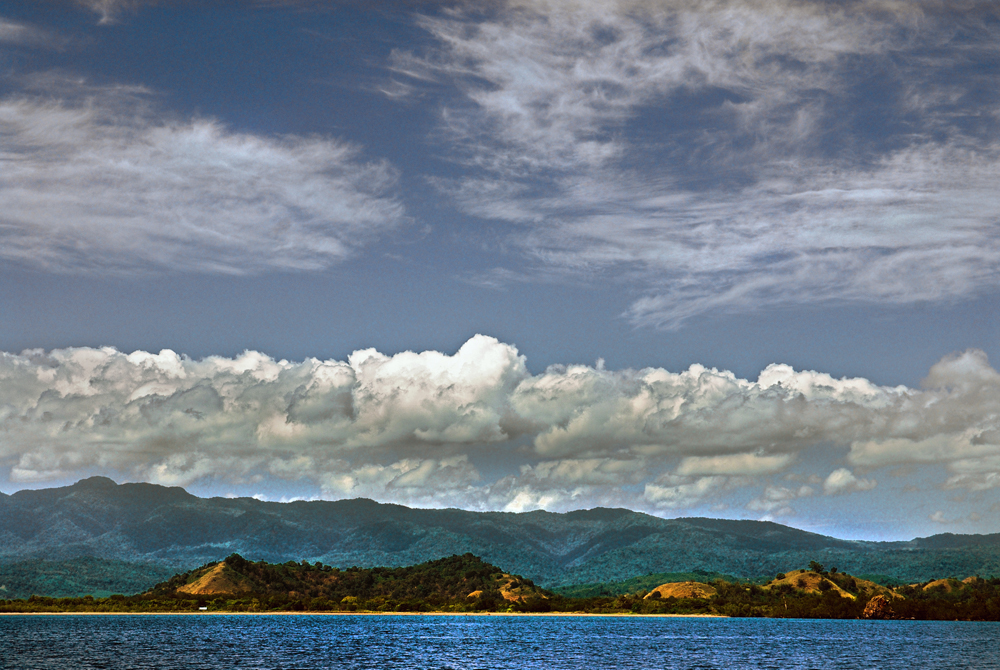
[2,477,999,590]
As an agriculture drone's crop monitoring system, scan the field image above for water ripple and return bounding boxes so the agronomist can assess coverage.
[2,615,999,670]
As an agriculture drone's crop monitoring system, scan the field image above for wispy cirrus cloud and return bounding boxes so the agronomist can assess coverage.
[0,16,63,47]
[0,18,36,44]
[0,82,405,274]
[395,0,1000,327]
[2,336,999,516]
[73,0,155,24]
[71,0,383,25]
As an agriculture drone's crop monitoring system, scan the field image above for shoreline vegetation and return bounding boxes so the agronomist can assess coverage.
[2,554,999,621]
[0,611,724,617]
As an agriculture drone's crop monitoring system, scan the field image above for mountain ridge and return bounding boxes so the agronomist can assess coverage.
[2,477,1000,587]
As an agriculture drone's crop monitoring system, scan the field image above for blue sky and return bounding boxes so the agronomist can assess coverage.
[1,0,999,540]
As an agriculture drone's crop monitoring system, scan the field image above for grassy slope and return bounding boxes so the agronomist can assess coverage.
[553,571,739,597]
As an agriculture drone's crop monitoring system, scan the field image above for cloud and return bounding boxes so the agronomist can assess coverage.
[677,453,794,477]
[73,0,153,24]
[747,484,814,516]
[644,475,737,510]
[398,0,1000,327]
[0,82,404,274]
[317,455,483,507]
[2,337,1000,510]
[847,350,1000,486]
[468,457,650,512]
[72,0,368,25]
[0,335,528,489]
[945,471,1000,492]
[823,468,876,495]
[510,358,904,460]
[524,457,645,486]
[0,17,59,47]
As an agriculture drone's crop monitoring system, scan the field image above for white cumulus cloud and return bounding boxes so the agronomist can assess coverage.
[823,468,876,495]
[644,475,738,510]
[1,337,1000,511]
[747,485,814,516]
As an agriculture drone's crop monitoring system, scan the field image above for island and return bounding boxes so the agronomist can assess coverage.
[3,554,999,620]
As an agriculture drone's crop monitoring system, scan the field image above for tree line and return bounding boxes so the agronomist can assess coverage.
[3,554,1000,620]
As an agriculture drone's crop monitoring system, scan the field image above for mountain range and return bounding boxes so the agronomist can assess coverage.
[3,477,1000,592]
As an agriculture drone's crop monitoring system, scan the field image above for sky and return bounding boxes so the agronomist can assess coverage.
[1,0,999,541]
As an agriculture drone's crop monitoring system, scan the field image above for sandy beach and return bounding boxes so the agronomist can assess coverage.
[1,610,724,618]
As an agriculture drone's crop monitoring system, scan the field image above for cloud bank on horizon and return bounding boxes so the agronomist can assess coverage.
[2,335,998,533]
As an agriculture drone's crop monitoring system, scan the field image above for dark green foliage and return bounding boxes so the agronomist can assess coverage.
[4,557,1000,620]
[553,570,739,598]
[0,557,176,599]
[143,552,540,613]
[855,574,906,587]
[0,553,562,614]
[9,478,1000,590]
[889,578,1000,621]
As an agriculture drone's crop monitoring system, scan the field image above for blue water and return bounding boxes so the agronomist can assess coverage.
[3,615,999,669]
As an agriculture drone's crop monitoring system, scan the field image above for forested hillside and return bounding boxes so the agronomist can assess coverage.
[0,557,175,600]
[3,477,1000,596]
[5,555,1000,621]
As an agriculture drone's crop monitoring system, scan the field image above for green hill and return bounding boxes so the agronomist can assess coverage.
[553,570,739,598]
[0,557,175,600]
[4,477,1000,596]
[150,552,549,612]
[6,557,1000,620]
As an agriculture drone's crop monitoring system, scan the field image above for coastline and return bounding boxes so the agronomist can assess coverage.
[1,611,725,618]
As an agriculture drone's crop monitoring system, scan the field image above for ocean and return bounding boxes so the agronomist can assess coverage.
[3,614,998,669]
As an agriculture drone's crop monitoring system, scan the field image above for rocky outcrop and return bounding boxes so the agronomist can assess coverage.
[862,594,895,619]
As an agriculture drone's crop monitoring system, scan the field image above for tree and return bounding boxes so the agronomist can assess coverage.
[809,561,825,574]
